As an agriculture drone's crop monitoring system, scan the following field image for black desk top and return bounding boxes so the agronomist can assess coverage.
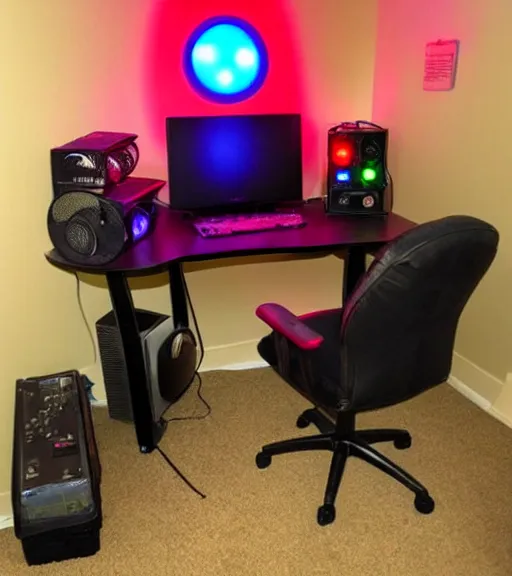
[45,200,416,275]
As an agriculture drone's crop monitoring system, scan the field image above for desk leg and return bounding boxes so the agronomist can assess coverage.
[169,262,189,328]
[106,272,166,454]
[343,246,367,303]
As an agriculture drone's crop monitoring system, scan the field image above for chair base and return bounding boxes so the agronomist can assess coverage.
[255,408,434,526]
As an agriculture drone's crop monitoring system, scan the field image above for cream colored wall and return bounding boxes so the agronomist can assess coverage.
[372,0,512,418]
[0,0,378,505]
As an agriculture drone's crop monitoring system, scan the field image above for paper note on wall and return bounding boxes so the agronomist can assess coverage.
[423,39,460,91]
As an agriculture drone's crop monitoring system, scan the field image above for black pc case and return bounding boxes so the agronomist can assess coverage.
[11,370,102,565]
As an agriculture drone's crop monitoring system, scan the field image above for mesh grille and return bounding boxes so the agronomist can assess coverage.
[51,191,99,222]
[65,214,97,256]
[48,191,126,265]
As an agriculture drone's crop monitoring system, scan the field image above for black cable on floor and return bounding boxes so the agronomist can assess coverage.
[165,373,211,422]
[155,446,206,499]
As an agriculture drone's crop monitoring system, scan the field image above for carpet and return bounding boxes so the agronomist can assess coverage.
[1,367,511,575]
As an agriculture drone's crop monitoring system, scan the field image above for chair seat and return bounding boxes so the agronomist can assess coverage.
[257,308,344,410]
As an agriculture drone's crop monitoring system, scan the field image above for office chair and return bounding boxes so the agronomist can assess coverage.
[254,215,498,526]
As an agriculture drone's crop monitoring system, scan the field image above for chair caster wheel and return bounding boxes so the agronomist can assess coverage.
[317,504,336,526]
[414,493,435,514]
[256,452,272,469]
[296,414,310,429]
[394,434,412,450]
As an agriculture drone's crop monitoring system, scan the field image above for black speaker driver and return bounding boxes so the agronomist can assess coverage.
[48,191,126,266]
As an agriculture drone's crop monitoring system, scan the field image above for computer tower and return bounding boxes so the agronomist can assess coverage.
[11,371,102,565]
[96,309,197,423]
[326,121,389,216]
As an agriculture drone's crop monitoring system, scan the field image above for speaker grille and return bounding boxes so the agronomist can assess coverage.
[96,309,170,422]
[48,191,126,265]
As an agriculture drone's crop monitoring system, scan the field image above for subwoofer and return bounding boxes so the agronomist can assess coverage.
[47,177,164,266]
[96,309,197,423]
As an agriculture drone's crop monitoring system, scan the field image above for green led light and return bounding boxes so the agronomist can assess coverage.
[362,167,377,182]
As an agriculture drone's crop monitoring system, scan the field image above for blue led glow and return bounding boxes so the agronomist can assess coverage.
[184,17,268,103]
[131,212,149,240]
[336,170,351,182]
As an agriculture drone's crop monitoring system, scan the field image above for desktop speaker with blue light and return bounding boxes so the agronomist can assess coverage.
[326,121,389,216]
[47,177,164,266]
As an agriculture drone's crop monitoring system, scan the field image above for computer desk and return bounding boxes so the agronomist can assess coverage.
[45,198,416,454]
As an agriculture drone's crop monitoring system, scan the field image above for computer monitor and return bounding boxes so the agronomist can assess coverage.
[165,113,303,212]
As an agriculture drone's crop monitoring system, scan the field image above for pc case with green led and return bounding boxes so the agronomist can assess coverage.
[326,121,389,216]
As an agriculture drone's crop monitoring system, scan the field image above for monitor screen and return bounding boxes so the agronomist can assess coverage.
[165,113,303,211]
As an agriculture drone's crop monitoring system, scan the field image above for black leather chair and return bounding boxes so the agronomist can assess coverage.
[255,215,498,526]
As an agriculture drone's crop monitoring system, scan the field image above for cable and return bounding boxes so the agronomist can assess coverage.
[74,272,97,365]
[157,265,210,499]
[165,373,211,422]
[154,197,170,208]
[181,265,205,372]
[355,120,385,130]
[156,446,206,499]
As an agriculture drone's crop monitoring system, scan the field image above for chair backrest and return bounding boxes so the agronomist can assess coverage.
[340,215,499,412]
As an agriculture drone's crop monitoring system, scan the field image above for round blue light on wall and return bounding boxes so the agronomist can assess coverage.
[184,16,268,103]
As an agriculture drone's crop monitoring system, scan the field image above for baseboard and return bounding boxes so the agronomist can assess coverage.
[448,351,512,428]
[489,372,512,428]
[198,339,264,372]
[202,359,269,372]
[0,492,13,530]
[450,351,503,404]
[448,374,492,411]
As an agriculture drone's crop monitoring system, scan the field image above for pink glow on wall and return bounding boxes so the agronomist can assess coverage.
[143,0,317,195]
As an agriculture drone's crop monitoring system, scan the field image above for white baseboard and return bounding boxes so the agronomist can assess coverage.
[199,339,263,372]
[489,371,512,428]
[0,516,13,530]
[447,374,492,411]
[449,351,512,428]
[0,492,12,530]
[201,359,268,372]
[450,351,503,405]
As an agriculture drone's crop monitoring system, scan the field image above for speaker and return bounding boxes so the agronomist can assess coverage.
[326,121,389,216]
[96,309,197,423]
[51,131,139,193]
[47,177,164,266]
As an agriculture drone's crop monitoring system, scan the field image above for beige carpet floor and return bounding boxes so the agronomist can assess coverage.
[1,367,512,575]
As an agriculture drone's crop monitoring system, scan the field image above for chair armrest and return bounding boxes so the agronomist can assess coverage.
[256,303,324,350]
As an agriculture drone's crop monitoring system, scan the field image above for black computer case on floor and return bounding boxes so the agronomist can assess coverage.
[11,370,102,566]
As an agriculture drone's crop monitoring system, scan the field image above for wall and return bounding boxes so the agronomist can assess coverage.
[372,0,512,420]
[0,0,378,509]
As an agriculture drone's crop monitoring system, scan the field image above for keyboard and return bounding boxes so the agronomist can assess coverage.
[193,212,307,238]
